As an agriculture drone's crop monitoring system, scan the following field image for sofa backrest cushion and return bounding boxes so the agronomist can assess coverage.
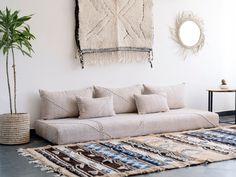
[39,88,93,119]
[76,96,115,119]
[134,93,169,114]
[143,83,185,109]
[94,85,142,113]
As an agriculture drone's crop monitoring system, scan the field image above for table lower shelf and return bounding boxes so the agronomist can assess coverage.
[219,116,236,125]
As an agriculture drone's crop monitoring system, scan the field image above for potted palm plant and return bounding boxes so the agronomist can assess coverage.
[0,8,35,144]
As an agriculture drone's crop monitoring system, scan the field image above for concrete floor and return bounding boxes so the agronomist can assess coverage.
[0,116,236,177]
[0,134,53,177]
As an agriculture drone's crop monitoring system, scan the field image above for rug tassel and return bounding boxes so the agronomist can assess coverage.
[76,50,85,69]
[18,148,59,176]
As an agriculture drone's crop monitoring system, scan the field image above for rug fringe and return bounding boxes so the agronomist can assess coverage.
[18,148,66,177]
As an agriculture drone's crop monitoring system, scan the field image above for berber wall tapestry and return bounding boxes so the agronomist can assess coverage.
[75,0,154,68]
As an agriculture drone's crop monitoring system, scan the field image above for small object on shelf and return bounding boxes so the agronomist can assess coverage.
[220,79,229,89]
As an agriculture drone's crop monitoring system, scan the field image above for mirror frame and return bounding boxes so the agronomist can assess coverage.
[171,12,205,59]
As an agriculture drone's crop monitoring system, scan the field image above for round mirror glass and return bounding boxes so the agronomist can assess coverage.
[179,21,201,47]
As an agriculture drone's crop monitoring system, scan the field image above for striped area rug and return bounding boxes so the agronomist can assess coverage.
[19,126,236,177]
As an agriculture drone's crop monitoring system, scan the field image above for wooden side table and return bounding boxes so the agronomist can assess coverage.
[207,89,236,124]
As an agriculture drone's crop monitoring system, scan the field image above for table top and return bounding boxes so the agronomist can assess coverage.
[207,89,236,92]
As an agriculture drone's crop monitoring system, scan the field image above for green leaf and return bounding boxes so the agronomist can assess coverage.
[3,46,10,55]
[0,8,35,57]
[0,41,3,50]
[18,16,31,22]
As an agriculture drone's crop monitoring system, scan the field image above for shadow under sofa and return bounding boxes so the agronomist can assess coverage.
[35,108,219,145]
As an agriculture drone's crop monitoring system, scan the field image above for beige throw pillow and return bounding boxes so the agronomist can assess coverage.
[76,96,115,119]
[94,85,142,113]
[39,88,93,119]
[143,83,185,109]
[134,94,169,114]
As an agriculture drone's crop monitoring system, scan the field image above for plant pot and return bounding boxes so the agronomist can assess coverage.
[0,113,30,145]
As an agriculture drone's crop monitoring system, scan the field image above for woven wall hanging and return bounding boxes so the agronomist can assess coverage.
[75,0,154,68]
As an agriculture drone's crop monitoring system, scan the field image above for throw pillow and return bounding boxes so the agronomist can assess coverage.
[39,87,93,119]
[76,96,115,119]
[134,94,169,114]
[143,83,185,109]
[94,85,142,113]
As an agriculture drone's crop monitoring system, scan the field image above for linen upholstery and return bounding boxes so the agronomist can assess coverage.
[76,96,115,119]
[144,83,185,109]
[39,88,93,120]
[134,94,169,114]
[35,108,219,144]
[94,85,142,113]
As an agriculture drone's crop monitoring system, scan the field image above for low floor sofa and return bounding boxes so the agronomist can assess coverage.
[35,84,219,144]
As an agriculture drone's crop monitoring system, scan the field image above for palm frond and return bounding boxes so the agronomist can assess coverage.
[0,7,35,57]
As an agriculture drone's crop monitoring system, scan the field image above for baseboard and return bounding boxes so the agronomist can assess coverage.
[217,110,235,116]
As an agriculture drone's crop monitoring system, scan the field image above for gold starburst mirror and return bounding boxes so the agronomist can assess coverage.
[171,12,205,59]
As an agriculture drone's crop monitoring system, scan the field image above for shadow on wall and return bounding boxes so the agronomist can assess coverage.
[26,92,41,128]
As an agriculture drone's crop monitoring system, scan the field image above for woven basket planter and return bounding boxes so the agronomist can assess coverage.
[0,113,30,145]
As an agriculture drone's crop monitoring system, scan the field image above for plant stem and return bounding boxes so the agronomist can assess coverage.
[11,47,17,114]
[6,51,13,114]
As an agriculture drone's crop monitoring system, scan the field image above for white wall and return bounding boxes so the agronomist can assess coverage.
[223,2,236,85]
[0,0,235,128]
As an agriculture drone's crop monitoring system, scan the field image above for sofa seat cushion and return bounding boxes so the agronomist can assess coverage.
[35,108,219,144]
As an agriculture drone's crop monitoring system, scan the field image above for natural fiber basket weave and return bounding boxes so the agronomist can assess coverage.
[0,113,30,145]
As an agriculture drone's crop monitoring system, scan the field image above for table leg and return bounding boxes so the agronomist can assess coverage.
[208,91,211,111]
[208,91,213,112]
[211,91,213,112]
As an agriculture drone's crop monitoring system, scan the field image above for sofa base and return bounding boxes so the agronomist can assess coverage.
[35,108,219,144]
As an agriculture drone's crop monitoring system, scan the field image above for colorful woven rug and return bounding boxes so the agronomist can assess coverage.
[19,126,236,177]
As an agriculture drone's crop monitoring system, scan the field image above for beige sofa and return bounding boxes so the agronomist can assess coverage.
[35,85,219,144]
[35,108,219,144]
